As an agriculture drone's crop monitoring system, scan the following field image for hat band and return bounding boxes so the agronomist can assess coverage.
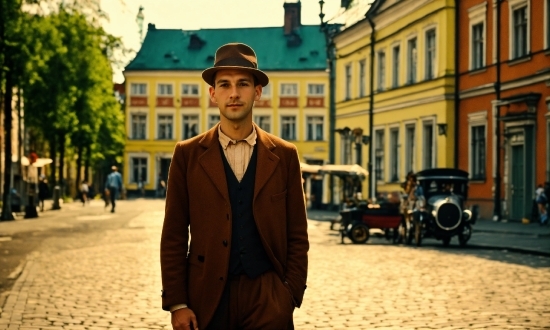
[215,57,257,69]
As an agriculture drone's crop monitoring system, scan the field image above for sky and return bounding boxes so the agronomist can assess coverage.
[101,0,343,83]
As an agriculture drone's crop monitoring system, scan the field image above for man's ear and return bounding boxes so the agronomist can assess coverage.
[254,85,262,101]
[209,86,217,103]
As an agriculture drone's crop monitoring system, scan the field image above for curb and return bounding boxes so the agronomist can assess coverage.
[466,244,550,257]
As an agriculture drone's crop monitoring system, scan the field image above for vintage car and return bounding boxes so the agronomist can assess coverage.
[338,202,403,244]
[408,168,478,247]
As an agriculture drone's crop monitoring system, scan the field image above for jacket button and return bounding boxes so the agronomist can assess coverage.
[219,277,224,281]
[223,240,228,247]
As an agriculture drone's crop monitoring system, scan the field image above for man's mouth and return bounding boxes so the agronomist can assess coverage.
[227,103,243,107]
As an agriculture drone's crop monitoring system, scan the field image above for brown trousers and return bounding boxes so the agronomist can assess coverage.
[205,271,295,330]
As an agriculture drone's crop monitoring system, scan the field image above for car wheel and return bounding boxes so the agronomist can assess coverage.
[350,223,369,244]
[458,223,472,247]
[442,237,451,247]
[414,220,422,247]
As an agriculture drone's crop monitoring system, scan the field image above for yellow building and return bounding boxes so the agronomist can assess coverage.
[123,3,330,199]
[334,0,456,199]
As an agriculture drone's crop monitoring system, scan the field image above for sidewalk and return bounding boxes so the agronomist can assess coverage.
[307,209,550,256]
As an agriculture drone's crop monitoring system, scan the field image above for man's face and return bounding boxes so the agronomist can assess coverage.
[209,69,262,124]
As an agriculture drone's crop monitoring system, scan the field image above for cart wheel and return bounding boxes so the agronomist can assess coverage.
[414,220,422,247]
[458,223,472,247]
[442,237,451,246]
[350,223,369,244]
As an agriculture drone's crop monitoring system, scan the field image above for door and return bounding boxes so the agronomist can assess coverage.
[159,158,171,183]
[510,144,525,220]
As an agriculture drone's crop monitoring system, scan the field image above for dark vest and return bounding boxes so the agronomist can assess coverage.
[221,144,273,278]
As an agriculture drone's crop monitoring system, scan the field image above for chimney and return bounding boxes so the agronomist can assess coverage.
[283,1,301,35]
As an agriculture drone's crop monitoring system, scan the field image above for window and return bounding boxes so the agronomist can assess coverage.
[254,115,271,132]
[281,83,298,96]
[182,84,199,96]
[131,83,146,95]
[471,125,486,180]
[182,115,199,140]
[340,131,353,165]
[306,116,324,141]
[407,38,417,84]
[374,129,384,181]
[359,60,366,97]
[131,157,147,183]
[157,115,173,140]
[392,46,400,88]
[208,114,220,129]
[281,116,296,140]
[423,122,434,169]
[158,84,173,96]
[469,2,487,68]
[512,6,528,59]
[345,64,352,100]
[405,124,415,175]
[131,114,146,139]
[308,84,325,95]
[425,29,436,80]
[262,84,271,98]
[378,51,386,91]
[472,23,485,70]
[389,128,399,182]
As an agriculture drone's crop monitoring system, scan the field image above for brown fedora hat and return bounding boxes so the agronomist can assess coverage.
[202,43,269,87]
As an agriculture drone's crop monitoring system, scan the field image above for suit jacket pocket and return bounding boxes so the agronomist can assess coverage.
[271,190,287,202]
[187,253,205,279]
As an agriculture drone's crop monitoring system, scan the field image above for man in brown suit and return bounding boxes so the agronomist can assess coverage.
[160,43,309,330]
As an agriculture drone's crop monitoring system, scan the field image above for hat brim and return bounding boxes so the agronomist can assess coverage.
[202,66,269,87]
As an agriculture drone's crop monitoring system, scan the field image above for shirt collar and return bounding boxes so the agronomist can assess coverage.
[218,124,257,150]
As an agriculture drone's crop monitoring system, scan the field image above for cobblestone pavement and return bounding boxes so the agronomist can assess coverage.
[0,200,549,329]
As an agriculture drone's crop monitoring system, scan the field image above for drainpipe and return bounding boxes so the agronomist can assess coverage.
[367,17,376,200]
[454,0,460,169]
[494,0,502,221]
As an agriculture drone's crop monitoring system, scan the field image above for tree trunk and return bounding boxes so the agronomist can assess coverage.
[1,70,14,221]
[58,131,65,196]
[75,145,82,193]
[84,145,90,182]
[49,136,57,186]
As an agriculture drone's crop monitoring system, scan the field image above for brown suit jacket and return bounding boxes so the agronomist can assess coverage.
[160,123,309,328]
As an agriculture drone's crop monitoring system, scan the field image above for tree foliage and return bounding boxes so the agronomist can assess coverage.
[1,0,127,218]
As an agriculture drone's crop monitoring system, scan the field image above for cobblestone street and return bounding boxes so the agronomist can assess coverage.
[0,199,549,329]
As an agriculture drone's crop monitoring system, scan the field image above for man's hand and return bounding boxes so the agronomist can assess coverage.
[171,308,198,330]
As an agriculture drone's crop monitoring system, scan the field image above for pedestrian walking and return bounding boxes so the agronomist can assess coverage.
[160,43,309,330]
[80,180,89,205]
[535,184,548,225]
[104,166,122,213]
[38,176,49,212]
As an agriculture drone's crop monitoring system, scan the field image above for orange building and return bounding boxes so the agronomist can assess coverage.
[457,0,550,221]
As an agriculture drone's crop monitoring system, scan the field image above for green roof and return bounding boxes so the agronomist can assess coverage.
[125,24,329,72]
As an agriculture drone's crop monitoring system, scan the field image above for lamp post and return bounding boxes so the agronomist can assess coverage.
[136,6,145,44]
[320,1,340,209]
[319,0,338,165]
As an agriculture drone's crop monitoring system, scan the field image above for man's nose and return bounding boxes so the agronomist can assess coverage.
[229,86,239,99]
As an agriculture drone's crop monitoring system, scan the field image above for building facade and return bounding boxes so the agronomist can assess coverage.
[123,2,330,198]
[458,0,550,220]
[333,0,457,201]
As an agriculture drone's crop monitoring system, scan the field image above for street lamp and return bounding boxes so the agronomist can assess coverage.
[319,1,339,165]
[136,6,145,44]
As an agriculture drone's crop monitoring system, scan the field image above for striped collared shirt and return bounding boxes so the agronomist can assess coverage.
[218,125,257,182]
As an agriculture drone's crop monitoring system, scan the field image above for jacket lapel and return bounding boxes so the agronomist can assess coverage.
[254,124,279,200]
[198,125,230,203]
